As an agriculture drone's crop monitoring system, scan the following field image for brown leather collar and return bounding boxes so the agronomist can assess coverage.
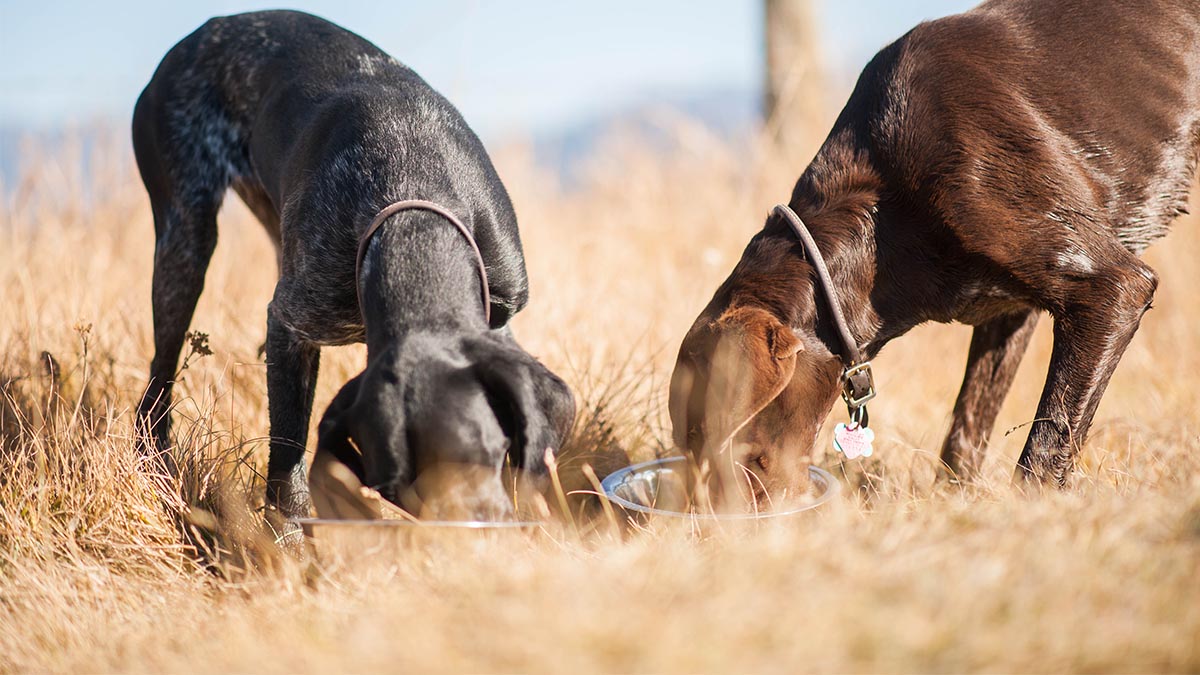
[773,204,876,417]
[356,199,491,326]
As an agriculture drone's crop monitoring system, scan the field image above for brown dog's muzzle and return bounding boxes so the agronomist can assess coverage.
[669,306,814,510]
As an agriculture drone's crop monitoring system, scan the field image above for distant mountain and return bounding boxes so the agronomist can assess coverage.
[531,85,761,185]
[0,86,762,191]
[0,126,27,184]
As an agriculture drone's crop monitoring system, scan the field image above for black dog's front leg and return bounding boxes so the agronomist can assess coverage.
[264,309,320,534]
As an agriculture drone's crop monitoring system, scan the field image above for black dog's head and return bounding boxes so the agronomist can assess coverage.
[315,331,575,520]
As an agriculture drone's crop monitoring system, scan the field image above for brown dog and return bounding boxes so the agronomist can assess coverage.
[671,0,1200,498]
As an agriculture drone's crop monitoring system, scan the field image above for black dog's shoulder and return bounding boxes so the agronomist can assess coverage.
[168,10,530,322]
[184,10,427,104]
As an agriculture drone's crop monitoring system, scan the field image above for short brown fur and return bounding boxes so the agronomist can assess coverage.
[672,0,1200,494]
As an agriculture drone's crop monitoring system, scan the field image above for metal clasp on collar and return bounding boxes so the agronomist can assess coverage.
[841,361,876,409]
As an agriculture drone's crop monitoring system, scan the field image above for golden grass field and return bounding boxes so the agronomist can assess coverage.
[1,120,1198,673]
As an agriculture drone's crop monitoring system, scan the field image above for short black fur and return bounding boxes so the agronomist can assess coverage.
[132,10,574,525]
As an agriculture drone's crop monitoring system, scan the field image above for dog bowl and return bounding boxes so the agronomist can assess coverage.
[601,456,839,520]
[292,518,545,564]
[292,518,542,536]
[291,517,545,577]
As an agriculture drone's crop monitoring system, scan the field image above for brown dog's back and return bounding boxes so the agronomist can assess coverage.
[674,0,1200,492]
[868,0,1200,256]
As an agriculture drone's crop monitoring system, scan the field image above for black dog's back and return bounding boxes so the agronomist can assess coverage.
[133,10,529,331]
[136,10,430,194]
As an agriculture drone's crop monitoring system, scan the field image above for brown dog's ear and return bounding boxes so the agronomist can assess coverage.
[669,355,697,450]
[716,306,803,360]
[763,315,802,360]
[705,306,802,447]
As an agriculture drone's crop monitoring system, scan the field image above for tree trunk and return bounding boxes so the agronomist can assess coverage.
[764,0,824,152]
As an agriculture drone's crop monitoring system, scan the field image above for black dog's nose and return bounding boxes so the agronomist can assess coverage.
[314,334,574,522]
[401,462,514,521]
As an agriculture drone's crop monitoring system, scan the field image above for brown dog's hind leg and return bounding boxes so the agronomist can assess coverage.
[1016,255,1157,487]
[939,310,1040,481]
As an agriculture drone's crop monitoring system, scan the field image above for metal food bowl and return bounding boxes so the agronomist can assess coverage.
[300,447,544,542]
[601,456,839,520]
[290,518,545,562]
[293,518,541,536]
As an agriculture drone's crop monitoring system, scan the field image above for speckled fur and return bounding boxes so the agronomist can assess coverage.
[132,11,573,523]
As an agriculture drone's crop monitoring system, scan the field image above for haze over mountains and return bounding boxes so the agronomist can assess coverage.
[0,84,761,191]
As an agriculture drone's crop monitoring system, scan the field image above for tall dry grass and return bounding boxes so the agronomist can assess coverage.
[0,120,1198,673]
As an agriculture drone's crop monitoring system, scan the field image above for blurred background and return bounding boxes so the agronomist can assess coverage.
[1,0,975,182]
[4,3,1200,671]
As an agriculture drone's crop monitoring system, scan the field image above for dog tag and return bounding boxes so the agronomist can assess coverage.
[833,423,875,459]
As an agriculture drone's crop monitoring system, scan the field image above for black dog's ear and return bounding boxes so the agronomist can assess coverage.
[315,374,367,485]
[476,355,575,475]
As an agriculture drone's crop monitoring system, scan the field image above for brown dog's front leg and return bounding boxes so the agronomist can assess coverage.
[1016,262,1157,487]
[940,310,1039,480]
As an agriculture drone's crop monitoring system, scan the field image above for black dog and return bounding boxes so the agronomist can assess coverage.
[133,10,574,527]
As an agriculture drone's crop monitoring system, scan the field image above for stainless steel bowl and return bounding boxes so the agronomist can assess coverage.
[601,456,839,520]
[290,518,544,571]
[293,518,541,535]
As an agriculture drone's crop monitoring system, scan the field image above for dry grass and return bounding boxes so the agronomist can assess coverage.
[1,121,1198,674]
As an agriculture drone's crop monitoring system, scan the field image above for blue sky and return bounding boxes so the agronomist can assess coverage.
[0,0,975,141]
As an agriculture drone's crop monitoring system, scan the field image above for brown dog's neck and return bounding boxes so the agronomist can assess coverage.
[723,132,896,361]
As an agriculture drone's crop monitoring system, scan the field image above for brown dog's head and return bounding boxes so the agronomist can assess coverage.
[670,306,843,508]
[670,214,863,509]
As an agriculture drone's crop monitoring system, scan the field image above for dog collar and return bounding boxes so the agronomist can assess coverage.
[772,204,877,422]
[356,199,491,325]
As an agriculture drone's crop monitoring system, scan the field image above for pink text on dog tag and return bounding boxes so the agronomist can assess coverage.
[833,423,875,460]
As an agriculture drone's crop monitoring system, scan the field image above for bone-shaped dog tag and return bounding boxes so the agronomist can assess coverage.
[833,423,875,460]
